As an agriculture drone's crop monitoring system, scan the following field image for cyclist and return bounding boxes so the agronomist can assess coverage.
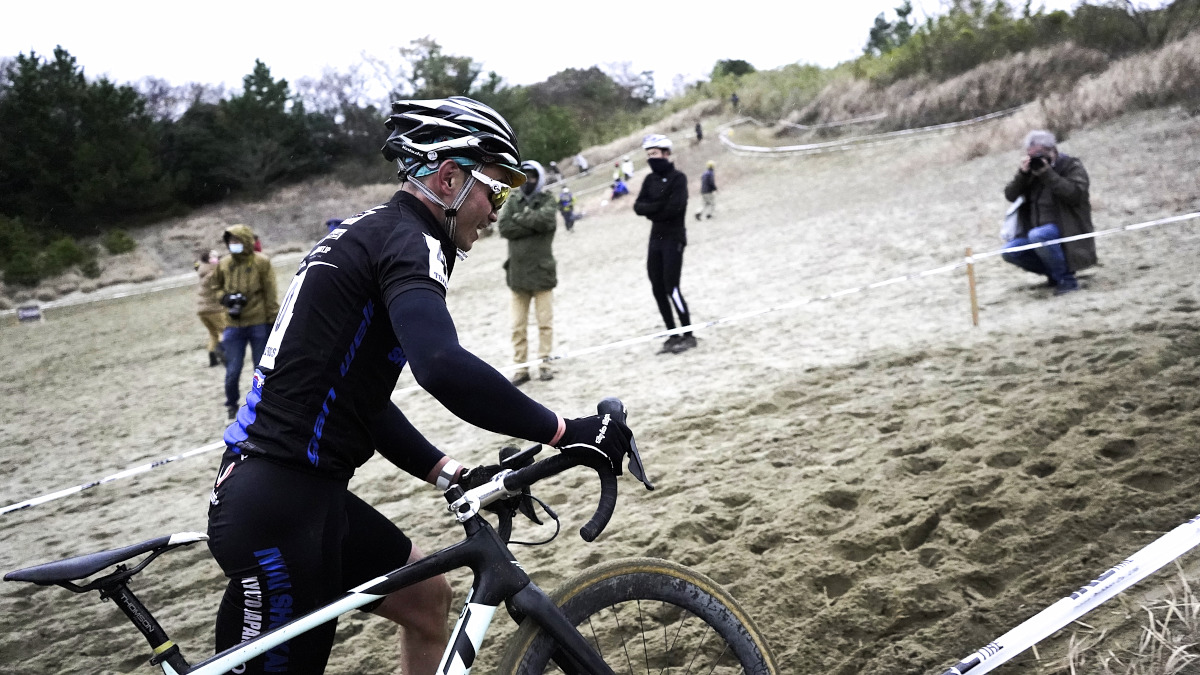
[206,96,634,675]
[633,133,695,354]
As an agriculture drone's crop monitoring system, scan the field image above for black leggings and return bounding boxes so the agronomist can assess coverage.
[647,238,690,332]
[207,451,413,674]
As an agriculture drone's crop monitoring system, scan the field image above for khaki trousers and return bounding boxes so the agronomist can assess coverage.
[511,289,553,373]
[199,311,227,352]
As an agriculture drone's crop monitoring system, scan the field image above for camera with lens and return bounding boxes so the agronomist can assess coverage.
[221,292,249,319]
[1029,154,1049,171]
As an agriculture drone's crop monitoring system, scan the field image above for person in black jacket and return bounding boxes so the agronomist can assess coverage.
[634,134,695,354]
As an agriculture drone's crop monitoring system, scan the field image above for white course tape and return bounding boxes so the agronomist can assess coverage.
[719,104,1029,156]
[4,211,1197,515]
[0,442,225,515]
[939,513,1200,675]
[0,252,307,319]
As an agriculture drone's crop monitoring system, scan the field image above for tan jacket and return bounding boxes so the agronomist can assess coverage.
[212,224,280,327]
[195,261,224,315]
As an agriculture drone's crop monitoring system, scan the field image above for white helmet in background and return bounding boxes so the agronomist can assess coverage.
[520,160,546,194]
[642,134,673,151]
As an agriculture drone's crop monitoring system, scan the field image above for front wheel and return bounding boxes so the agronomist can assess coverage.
[495,558,777,675]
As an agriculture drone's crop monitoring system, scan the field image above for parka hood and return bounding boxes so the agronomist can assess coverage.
[223,224,256,250]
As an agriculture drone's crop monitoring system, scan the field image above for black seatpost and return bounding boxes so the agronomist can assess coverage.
[102,581,191,673]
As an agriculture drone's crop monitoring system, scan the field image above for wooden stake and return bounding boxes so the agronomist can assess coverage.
[967,247,980,327]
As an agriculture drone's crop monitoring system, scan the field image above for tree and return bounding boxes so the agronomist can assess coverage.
[219,60,328,194]
[400,37,481,99]
[0,46,173,234]
[864,1,915,55]
[711,59,757,79]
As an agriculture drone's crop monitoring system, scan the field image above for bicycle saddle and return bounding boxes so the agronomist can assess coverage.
[4,532,207,585]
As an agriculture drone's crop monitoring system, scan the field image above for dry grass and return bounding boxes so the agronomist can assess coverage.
[1058,566,1200,675]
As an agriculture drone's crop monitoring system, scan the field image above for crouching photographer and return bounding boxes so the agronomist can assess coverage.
[212,224,279,419]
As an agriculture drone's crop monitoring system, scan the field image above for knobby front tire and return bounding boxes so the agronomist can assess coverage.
[495,557,778,675]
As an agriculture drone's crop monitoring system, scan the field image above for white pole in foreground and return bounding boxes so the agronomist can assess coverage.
[939,513,1200,675]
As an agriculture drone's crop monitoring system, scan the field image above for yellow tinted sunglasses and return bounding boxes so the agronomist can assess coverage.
[470,169,512,211]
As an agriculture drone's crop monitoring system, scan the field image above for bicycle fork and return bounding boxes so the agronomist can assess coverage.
[439,582,615,675]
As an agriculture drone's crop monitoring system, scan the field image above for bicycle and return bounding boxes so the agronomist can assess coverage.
[5,398,778,675]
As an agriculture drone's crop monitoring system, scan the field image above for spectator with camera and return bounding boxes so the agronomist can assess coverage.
[213,224,280,419]
[1001,130,1096,296]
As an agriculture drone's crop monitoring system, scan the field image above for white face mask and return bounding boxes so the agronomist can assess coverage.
[228,242,245,254]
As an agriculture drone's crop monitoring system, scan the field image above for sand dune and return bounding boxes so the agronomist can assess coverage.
[1,107,1199,674]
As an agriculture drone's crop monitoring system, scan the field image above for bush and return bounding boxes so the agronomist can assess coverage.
[102,229,137,254]
[3,252,41,286]
[40,237,89,277]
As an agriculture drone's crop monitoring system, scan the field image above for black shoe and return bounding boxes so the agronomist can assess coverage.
[669,334,698,353]
[510,371,531,386]
[208,351,219,367]
[226,405,238,420]
[658,335,683,354]
[1053,278,1080,296]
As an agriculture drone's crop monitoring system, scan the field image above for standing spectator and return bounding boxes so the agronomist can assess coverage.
[621,155,635,181]
[574,153,590,176]
[213,224,280,419]
[253,235,263,252]
[1001,130,1095,295]
[695,121,703,143]
[499,160,558,385]
[696,160,717,220]
[634,133,695,354]
[558,186,577,232]
[612,161,623,184]
[730,92,739,111]
[195,249,226,368]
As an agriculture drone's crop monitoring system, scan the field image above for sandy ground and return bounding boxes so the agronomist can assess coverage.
[2,106,1200,675]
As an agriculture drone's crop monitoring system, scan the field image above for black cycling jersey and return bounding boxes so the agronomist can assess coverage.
[223,190,558,480]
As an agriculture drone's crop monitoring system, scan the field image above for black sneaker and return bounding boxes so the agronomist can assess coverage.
[658,335,683,354]
[669,334,698,353]
[1053,278,1080,296]
[226,405,238,420]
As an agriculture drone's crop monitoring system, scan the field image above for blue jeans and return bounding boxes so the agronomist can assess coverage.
[1001,223,1075,284]
[222,323,269,408]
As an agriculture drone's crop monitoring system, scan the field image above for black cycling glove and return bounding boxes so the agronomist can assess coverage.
[457,464,501,490]
[556,414,632,475]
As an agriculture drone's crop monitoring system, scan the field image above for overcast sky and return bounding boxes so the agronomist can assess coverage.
[5,0,1105,97]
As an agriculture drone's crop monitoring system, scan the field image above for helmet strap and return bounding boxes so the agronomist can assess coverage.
[407,165,477,258]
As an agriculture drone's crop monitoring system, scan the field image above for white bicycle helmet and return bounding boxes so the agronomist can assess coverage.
[641,134,673,151]
[382,96,526,187]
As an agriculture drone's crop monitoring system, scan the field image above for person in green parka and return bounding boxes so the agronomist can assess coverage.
[499,160,558,386]
[213,223,280,418]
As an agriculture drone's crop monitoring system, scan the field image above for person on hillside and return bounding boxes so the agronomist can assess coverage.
[499,160,558,385]
[205,96,636,675]
[546,160,563,184]
[694,121,703,144]
[558,185,577,232]
[195,249,226,368]
[574,153,590,176]
[696,160,717,221]
[621,155,635,182]
[212,223,279,420]
[730,92,739,112]
[1001,130,1095,296]
[253,235,263,252]
[611,178,629,199]
[633,133,695,354]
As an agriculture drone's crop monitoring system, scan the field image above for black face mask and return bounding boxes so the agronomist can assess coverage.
[647,157,672,175]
